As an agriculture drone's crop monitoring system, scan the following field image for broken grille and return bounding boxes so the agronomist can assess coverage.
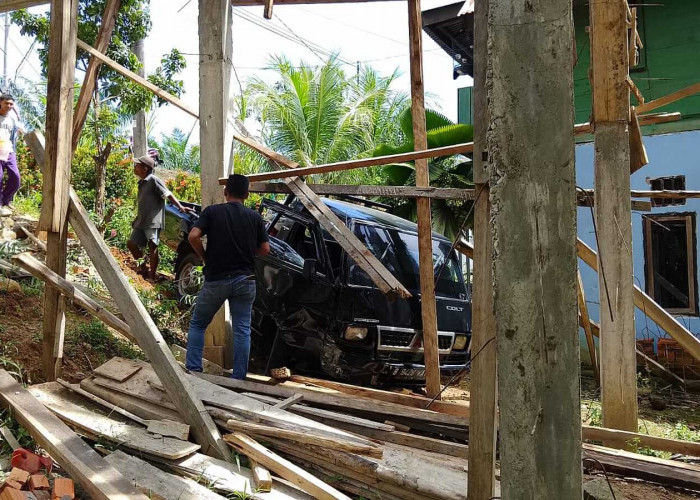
[377,327,455,354]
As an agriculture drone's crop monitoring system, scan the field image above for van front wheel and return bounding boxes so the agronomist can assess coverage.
[176,252,203,300]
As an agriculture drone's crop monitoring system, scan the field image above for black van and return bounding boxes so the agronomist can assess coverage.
[163,197,471,385]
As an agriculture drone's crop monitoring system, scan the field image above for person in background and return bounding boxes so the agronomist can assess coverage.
[185,174,270,380]
[0,95,25,217]
[127,154,191,280]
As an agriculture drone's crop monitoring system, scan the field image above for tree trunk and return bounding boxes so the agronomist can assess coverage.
[94,141,111,217]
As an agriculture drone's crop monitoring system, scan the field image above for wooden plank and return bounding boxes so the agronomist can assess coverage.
[224,433,351,500]
[149,452,313,499]
[577,238,700,364]
[235,134,410,299]
[170,344,226,376]
[273,394,303,410]
[196,372,467,427]
[242,393,396,432]
[71,0,121,152]
[220,418,383,457]
[577,268,600,383]
[636,81,700,114]
[75,39,198,119]
[629,108,649,174]
[13,253,137,343]
[236,142,475,183]
[16,226,47,253]
[263,0,273,18]
[407,0,440,399]
[93,357,142,382]
[583,443,700,491]
[288,375,469,417]
[40,0,78,383]
[104,451,227,500]
[582,188,700,199]
[590,0,636,433]
[574,112,682,135]
[39,0,77,235]
[0,370,147,500]
[0,0,48,12]
[67,190,230,459]
[250,460,273,492]
[28,382,200,460]
[248,182,476,200]
[0,426,20,451]
[583,426,700,457]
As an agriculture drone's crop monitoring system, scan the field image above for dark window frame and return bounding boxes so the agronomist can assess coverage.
[643,212,698,316]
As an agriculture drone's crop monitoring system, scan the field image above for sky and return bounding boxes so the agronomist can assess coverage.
[2,0,473,144]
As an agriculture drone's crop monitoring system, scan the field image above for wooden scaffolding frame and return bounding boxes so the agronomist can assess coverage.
[4,0,700,497]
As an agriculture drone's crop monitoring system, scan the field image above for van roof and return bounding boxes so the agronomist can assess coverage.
[321,198,452,242]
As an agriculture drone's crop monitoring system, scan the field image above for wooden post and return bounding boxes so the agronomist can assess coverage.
[577,268,600,383]
[590,0,638,432]
[199,0,235,369]
[467,0,497,497]
[38,0,78,381]
[488,0,581,497]
[407,0,440,399]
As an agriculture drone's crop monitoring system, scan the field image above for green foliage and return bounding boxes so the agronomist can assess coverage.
[15,139,42,196]
[71,142,137,209]
[103,203,137,250]
[12,0,185,120]
[151,128,200,172]
[245,56,408,184]
[166,171,201,203]
[67,319,144,362]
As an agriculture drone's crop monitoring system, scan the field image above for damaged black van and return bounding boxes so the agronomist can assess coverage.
[163,197,471,386]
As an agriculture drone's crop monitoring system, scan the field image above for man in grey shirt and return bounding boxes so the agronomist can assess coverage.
[127,155,191,280]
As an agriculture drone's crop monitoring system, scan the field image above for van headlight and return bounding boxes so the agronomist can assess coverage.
[453,335,468,350]
[344,326,368,341]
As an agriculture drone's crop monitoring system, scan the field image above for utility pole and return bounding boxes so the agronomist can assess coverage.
[132,38,147,157]
[3,13,9,90]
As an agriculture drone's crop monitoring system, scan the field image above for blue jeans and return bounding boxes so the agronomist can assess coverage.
[186,275,256,379]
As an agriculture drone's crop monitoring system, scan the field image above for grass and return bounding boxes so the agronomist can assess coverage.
[66,319,144,363]
[11,193,41,220]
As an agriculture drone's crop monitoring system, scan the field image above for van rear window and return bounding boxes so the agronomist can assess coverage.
[348,223,466,299]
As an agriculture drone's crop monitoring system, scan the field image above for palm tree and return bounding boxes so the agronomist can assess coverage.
[150,127,201,173]
[374,108,474,240]
[244,56,407,184]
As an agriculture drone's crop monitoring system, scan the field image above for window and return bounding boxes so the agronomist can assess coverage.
[649,176,686,207]
[643,213,698,316]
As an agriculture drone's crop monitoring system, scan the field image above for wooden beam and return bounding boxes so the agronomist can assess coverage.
[577,268,600,384]
[574,112,681,135]
[629,107,649,174]
[263,0,273,18]
[407,0,440,399]
[196,372,467,427]
[233,134,410,299]
[636,80,700,114]
[39,0,78,382]
[71,0,120,152]
[577,238,700,364]
[237,142,474,183]
[0,370,148,499]
[248,182,476,200]
[0,0,48,12]
[583,425,700,457]
[489,0,581,497]
[590,0,637,433]
[467,0,497,496]
[66,189,230,459]
[223,433,351,500]
[76,39,198,119]
[12,252,136,343]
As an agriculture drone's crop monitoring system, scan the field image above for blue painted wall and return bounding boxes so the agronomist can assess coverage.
[576,130,700,363]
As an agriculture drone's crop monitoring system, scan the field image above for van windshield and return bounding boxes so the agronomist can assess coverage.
[348,223,466,299]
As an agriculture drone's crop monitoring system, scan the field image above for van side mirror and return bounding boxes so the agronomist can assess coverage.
[302,259,317,280]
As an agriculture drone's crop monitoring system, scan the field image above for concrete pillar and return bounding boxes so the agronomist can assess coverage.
[488,0,582,498]
[132,39,147,157]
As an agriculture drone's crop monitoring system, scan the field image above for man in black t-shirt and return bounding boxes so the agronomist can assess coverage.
[185,174,270,379]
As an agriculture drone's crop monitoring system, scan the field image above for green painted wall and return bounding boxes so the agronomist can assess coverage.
[458,1,700,135]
